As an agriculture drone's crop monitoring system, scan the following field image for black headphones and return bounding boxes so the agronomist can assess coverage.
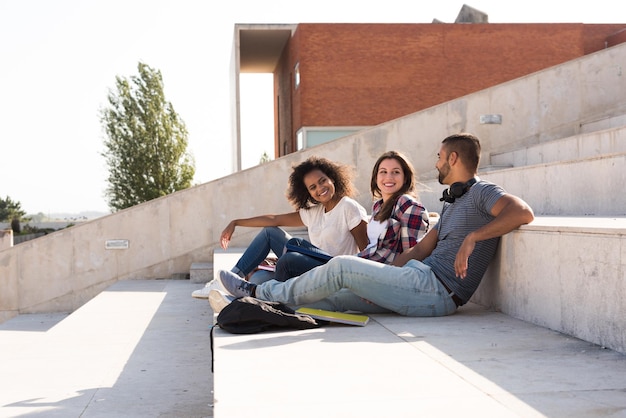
[440,177,478,203]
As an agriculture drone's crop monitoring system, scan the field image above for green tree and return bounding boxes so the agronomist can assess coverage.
[100,62,195,211]
[0,196,28,233]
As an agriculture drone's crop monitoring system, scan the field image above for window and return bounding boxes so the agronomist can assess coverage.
[294,62,300,89]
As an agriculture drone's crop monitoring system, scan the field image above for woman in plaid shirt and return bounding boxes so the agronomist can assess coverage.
[357,151,429,264]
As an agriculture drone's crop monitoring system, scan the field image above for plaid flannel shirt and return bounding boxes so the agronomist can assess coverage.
[357,194,429,264]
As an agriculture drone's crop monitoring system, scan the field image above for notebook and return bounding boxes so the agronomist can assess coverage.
[296,308,369,326]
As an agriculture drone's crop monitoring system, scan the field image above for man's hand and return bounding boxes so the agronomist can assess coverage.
[454,234,476,279]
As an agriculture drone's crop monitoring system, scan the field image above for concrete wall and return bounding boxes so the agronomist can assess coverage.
[0,230,12,251]
[1,42,625,324]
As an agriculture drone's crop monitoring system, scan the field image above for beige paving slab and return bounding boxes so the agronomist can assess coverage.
[212,303,626,418]
[0,280,214,418]
[3,279,626,418]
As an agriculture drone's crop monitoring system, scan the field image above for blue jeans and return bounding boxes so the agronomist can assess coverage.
[255,255,458,317]
[274,245,326,282]
[234,227,291,276]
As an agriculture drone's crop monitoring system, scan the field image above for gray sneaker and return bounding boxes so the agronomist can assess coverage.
[219,270,256,298]
[208,289,234,314]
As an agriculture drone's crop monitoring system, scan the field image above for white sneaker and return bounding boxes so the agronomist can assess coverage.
[208,289,234,314]
[191,279,225,299]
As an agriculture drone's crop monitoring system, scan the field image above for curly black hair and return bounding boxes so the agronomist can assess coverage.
[286,156,356,210]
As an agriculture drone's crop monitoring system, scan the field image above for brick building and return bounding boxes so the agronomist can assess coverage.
[231,7,626,169]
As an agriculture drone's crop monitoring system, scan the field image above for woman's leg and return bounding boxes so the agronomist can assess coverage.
[274,252,324,282]
[233,227,291,276]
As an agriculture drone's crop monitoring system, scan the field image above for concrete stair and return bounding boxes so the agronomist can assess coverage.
[189,262,213,284]
[420,125,626,216]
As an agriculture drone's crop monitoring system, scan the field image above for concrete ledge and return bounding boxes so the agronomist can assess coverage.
[475,216,626,354]
[522,215,626,234]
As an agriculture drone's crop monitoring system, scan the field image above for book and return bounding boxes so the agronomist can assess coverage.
[296,308,370,326]
[285,239,333,262]
[256,257,278,272]
[256,264,275,272]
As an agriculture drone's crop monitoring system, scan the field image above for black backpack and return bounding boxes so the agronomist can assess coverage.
[210,296,321,371]
[215,296,320,334]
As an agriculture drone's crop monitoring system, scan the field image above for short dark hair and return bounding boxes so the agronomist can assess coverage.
[286,156,356,210]
[442,133,481,172]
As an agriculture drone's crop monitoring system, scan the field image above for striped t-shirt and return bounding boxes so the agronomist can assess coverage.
[423,180,506,304]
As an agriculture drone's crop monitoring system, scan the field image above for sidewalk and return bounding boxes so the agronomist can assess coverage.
[2,279,626,418]
[212,302,626,417]
[0,280,213,417]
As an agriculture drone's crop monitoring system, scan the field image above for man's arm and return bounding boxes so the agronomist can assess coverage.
[392,227,438,266]
[455,193,534,278]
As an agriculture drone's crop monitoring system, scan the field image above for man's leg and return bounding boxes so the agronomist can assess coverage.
[255,256,456,317]
[297,289,393,314]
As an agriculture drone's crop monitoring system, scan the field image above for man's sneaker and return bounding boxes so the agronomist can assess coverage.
[219,270,256,298]
[208,289,234,314]
[191,279,225,299]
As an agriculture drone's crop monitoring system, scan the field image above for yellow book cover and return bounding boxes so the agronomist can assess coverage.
[296,308,369,326]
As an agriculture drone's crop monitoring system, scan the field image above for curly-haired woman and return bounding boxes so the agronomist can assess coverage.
[192,156,368,298]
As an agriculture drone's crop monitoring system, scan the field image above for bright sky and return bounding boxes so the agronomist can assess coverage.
[0,0,622,215]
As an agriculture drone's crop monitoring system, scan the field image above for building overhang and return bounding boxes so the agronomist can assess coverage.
[236,24,296,73]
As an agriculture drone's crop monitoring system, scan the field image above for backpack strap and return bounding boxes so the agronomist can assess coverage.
[210,324,218,373]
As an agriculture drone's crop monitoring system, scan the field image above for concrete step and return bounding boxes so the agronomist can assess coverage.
[419,150,626,216]
[490,125,626,167]
[484,152,626,216]
[190,261,213,284]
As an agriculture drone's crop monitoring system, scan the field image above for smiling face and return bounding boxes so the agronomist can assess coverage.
[376,158,405,201]
[303,169,337,208]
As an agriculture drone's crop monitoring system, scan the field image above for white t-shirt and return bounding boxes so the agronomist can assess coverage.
[364,218,387,251]
[298,196,368,256]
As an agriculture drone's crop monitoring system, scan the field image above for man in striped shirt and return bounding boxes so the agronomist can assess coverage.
[215,133,535,317]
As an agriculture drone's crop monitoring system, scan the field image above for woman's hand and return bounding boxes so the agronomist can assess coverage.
[220,221,236,249]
